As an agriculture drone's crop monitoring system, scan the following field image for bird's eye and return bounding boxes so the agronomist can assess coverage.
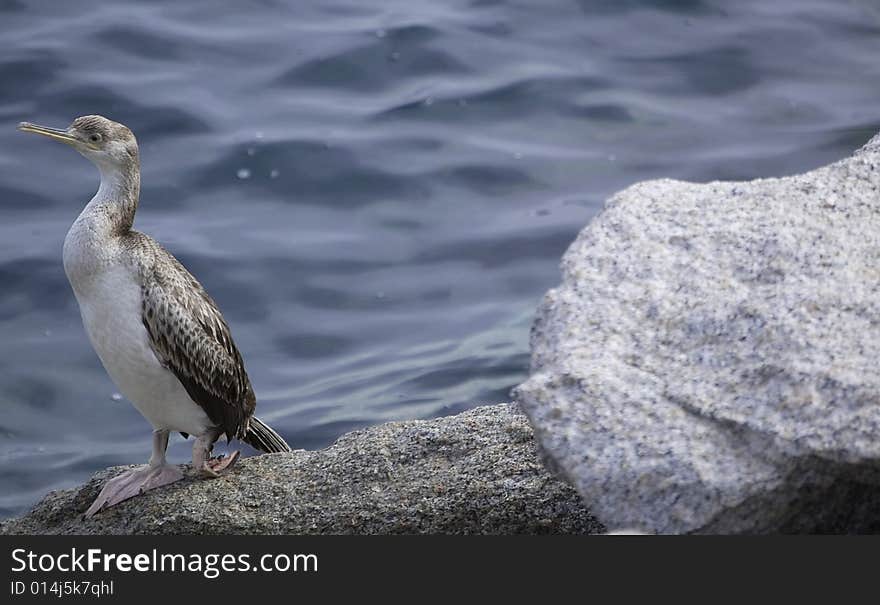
[89,133,102,143]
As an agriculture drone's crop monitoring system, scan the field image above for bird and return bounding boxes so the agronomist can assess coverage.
[18,115,291,517]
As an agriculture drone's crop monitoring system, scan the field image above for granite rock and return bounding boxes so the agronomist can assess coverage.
[0,404,601,535]
[514,133,880,534]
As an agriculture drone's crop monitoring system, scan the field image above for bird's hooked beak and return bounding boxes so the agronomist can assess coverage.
[17,121,79,145]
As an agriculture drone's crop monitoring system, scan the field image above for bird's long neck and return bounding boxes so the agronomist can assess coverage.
[85,157,140,236]
[63,157,140,286]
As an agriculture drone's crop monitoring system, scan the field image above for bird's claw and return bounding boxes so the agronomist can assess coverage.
[200,450,240,478]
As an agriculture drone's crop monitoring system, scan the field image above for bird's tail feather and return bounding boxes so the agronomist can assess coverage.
[243,416,291,453]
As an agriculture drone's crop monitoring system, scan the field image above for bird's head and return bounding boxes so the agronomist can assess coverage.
[18,115,138,172]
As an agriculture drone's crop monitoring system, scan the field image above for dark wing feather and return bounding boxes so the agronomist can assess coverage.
[140,250,256,440]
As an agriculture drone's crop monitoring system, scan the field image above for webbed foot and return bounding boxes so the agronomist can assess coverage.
[84,464,184,518]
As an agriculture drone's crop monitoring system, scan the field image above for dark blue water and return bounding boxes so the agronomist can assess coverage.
[1,0,879,517]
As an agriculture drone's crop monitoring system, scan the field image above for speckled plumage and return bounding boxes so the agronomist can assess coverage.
[136,233,255,440]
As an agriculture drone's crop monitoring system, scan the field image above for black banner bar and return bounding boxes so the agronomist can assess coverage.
[0,535,875,601]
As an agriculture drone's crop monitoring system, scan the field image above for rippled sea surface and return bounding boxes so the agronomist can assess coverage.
[1,0,879,517]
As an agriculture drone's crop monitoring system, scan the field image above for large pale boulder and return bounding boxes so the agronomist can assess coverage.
[514,133,880,534]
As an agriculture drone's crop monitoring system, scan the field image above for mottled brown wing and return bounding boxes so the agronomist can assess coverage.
[140,255,255,440]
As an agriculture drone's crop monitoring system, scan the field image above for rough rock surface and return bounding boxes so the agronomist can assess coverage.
[0,404,601,535]
[514,133,880,534]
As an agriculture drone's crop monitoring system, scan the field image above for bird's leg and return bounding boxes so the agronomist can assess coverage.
[84,429,184,518]
[192,427,240,478]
